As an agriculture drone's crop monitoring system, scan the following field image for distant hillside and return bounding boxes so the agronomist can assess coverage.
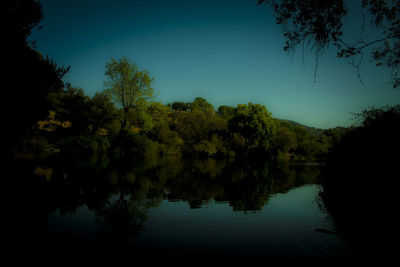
[284,119,325,136]
[274,118,351,137]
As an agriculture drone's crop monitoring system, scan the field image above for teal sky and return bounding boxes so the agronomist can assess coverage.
[30,0,399,129]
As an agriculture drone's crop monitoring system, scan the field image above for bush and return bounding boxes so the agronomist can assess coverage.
[111,130,152,159]
[58,134,109,155]
[92,134,111,153]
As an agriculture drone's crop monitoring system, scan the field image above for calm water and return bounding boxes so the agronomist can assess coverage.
[9,156,351,264]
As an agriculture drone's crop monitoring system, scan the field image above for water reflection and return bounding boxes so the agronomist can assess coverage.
[24,156,320,236]
[95,193,159,241]
[8,154,347,263]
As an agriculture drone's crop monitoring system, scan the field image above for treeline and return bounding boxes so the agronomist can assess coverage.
[24,85,345,161]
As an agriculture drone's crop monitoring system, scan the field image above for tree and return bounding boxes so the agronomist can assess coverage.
[4,0,69,151]
[190,97,214,114]
[55,84,91,134]
[229,103,276,155]
[88,90,117,133]
[147,102,170,126]
[258,0,400,87]
[6,0,43,46]
[125,99,154,133]
[273,124,297,154]
[104,57,154,129]
[217,105,236,120]
[175,109,227,145]
[174,100,228,156]
[353,104,400,127]
[171,101,190,112]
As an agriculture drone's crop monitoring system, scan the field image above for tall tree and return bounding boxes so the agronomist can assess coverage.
[258,0,400,87]
[104,57,154,129]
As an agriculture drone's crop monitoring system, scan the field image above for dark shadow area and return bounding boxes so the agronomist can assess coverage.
[319,105,400,264]
[3,1,69,161]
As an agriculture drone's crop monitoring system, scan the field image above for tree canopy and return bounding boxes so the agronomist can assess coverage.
[105,57,154,128]
[229,103,276,155]
[191,97,214,114]
[259,0,400,87]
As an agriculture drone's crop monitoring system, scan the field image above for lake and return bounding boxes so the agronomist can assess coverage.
[8,155,352,264]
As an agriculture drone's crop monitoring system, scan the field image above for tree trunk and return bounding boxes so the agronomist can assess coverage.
[122,108,129,130]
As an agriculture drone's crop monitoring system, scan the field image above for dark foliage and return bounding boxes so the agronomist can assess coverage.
[3,0,69,157]
[319,105,400,261]
[171,101,190,112]
[259,0,400,87]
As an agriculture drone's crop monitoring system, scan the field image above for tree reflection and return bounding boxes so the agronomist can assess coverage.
[163,158,319,212]
[94,159,164,240]
[220,160,318,212]
[10,153,320,246]
[95,192,148,240]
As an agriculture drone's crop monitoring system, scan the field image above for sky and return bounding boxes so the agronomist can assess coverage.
[29,0,400,129]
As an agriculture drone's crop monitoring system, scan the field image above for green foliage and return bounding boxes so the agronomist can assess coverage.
[112,130,152,159]
[94,135,112,153]
[230,132,247,153]
[229,103,276,155]
[193,134,230,157]
[105,119,122,138]
[190,97,214,114]
[89,90,116,132]
[146,102,179,154]
[147,103,183,156]
[174,106,228,156]
[291,126,322,160]
[54,84,91,134]
[10,75,338,161]
[217,105,236,120]
[322,128,344,146]
[104,57,154,128]
[58,134,110,155]
[194,140,218,157]
[171,101,190,111]
[148,102,170,125]
[273,122,297,154]
[126,102,154,133]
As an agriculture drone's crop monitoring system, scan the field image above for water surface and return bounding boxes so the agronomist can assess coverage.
[10,156,351,264]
